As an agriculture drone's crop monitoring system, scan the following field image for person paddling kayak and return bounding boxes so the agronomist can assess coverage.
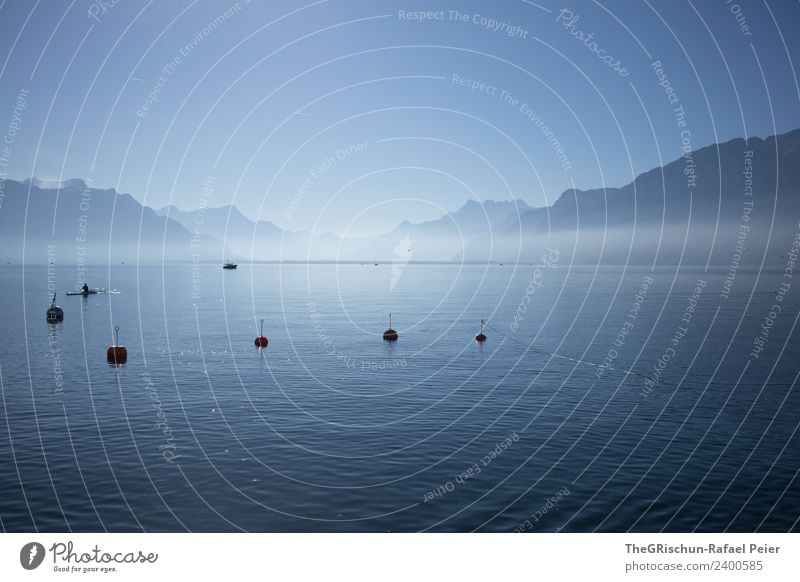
[66,285,99,296]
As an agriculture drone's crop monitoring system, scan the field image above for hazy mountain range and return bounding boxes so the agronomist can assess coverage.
[463,128,800,265]
[2,128,799,265]
[155,197,533,262]
[0,177,224,264]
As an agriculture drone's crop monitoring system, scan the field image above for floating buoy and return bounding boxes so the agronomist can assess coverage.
[475,319,487,342]
[107,325,128,365]
[46,293,64,323]
[255,318,268,348]
[383,313,398,342]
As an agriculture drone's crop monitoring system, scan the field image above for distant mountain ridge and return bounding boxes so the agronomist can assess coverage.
[154,198,533,261]
[0,177,531,262]
[347,198,533,261]
[464,128,800,264]
[520,129,800,231]
[3,128,800,264]
[155,204,303,260]
[0,178,225,263]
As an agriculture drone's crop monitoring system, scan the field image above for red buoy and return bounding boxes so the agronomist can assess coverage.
[383,313,398,342]
[107,325,128,365]
[255,318,268,348]
[475,319,487,342]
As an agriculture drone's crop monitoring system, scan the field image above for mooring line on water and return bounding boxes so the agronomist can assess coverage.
[482,321,654,382]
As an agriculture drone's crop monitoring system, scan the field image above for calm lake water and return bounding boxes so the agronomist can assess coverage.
[1,262,798,532]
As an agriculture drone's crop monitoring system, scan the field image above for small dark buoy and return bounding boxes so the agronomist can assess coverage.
[255,318,268,348]
[107,325,128,365]
[383,313,398,342]
[46,293,64,323]
[475,319,487,342]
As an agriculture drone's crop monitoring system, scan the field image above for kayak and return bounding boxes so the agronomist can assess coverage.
[66,288,101,296]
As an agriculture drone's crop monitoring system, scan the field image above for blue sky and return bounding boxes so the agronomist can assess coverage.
[1,0,798,236]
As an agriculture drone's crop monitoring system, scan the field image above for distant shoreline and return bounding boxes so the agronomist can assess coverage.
[1,261,788,271]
